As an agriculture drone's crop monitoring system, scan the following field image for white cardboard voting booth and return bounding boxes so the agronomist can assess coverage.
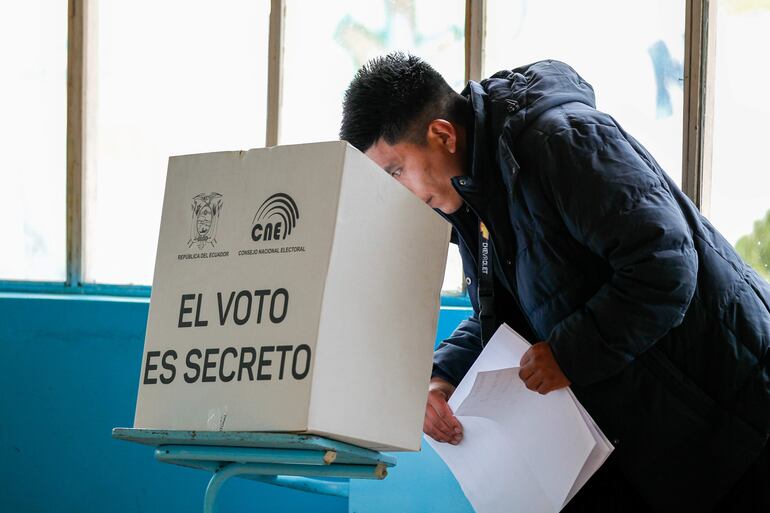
[133,141,450,451]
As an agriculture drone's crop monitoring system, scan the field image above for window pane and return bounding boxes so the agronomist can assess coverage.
[0,1,67,281]
[84,0,270,285]
[281,0,466,293]
[485,0,685,186]
[710,1,770,281]
[443,244,464,295]
[281,0,466,145]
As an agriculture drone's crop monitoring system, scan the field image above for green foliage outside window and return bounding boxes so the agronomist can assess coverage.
[736,209,770,281]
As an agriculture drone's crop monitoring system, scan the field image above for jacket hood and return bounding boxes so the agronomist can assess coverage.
[463,59,596,142]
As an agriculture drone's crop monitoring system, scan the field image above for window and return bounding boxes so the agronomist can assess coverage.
[1,1,67,281]
[280,0,466,145]
[3,1,747,294]
[83,0,270,285]
[280,0,467,293]
[709,0,770,281]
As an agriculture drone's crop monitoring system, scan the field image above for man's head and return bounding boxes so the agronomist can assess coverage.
[340,52,470,214]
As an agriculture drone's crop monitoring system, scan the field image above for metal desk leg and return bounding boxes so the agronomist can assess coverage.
[204,463,250,513]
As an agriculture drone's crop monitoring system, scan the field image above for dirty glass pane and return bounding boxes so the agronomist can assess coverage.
[710,0,770,281]
[0,1,67,282]
[281,0,466,145]
[84,0,270,285]
[485,0,686,187]
[282,0,466,293]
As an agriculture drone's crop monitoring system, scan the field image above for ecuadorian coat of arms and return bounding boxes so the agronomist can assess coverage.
[188,193,223,249]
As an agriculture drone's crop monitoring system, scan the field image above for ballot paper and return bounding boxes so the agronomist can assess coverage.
[426,324,613,513]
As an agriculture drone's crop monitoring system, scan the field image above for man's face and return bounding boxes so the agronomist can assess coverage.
[364,120,466,215]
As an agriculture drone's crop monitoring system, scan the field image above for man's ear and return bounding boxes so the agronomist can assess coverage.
[426,119,458,153]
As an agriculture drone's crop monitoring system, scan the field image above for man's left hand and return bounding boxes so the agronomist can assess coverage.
[519,342,571,394]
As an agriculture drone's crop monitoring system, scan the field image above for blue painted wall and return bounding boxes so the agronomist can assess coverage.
[0,293,472,512]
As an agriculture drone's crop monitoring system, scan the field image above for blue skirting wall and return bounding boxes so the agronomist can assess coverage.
[0,293,472,513]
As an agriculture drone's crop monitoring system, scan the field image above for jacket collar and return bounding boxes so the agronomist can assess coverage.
[444,81,494,210]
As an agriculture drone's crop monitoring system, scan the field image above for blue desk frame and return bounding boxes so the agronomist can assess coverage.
[112,428,396,513]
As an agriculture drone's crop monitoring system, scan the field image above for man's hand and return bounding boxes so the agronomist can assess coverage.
[519,342,571,394]
[424,377,464,444]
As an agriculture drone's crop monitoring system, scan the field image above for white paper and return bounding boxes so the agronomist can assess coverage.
[426,324,614,513]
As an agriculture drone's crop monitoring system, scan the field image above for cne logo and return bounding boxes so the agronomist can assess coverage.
[251,193,300,242]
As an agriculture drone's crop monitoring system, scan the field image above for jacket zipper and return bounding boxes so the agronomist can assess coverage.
[451,182,539,340]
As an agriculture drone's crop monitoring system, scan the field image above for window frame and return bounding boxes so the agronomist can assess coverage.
[0,0,714,301]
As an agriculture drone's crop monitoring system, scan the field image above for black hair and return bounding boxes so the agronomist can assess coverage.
[340,52,468,152]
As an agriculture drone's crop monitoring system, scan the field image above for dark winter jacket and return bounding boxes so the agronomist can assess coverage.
[432,60,770,512]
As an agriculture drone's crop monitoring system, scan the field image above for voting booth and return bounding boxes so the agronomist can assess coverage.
[133,141,450,452]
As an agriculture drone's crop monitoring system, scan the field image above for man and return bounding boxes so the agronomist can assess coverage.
[340,53,770,512]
